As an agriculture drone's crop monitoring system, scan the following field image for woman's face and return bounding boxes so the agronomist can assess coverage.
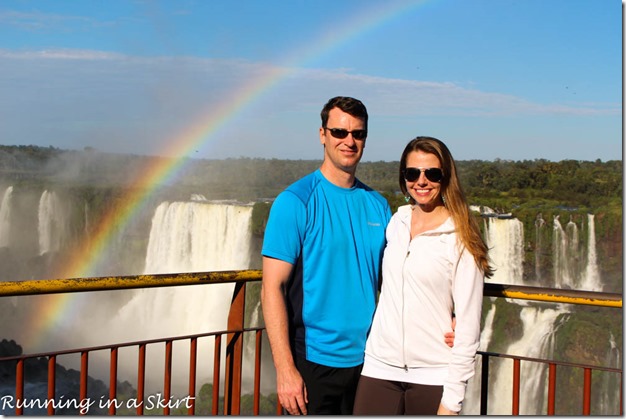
[404,150,443,210]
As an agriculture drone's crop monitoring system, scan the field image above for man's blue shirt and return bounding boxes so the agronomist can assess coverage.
[262,169,391,368]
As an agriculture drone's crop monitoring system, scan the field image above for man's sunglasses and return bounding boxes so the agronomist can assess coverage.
[324,127,368,140]
[403,167,444,183]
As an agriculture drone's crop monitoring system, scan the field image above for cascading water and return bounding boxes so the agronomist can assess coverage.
[534,214,546,284]
[553,214,602,291]
[120,200,254,346]
[103,200,257,396]
[143,200,253,273]
[464,211,613,415]
[1,188,82,350]
[553,215,577,289]
[598,333,622,411]
[582,214,602,291]
[38,190,69,255]
[0,186,13,248]
[484,217,524,285]
[471,306,568,415]
[0,196,264,411]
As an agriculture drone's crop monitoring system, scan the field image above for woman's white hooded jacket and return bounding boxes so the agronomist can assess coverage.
[363,204,484,412]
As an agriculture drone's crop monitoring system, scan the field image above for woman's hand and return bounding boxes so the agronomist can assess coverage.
[437,403,459,415]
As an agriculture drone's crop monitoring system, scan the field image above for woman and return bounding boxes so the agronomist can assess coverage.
[353,136,493,415]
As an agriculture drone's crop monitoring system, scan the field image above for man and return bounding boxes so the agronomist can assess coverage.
[261,96,388,415]
[261,97,453,415]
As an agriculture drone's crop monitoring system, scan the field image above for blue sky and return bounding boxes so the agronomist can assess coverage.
[0,0,622,162]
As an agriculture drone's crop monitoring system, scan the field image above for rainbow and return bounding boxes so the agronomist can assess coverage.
[25,0,431,351]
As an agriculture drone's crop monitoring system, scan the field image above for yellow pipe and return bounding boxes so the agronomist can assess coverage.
[0,272,621,309]
[493,289,622,308]
[0,270,264,297]
[483,283,622,308]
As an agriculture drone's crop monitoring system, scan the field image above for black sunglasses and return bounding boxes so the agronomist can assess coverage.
[324,127,368,140]
[403,167,444,183]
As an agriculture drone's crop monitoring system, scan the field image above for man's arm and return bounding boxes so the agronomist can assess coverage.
[261,256,308,415]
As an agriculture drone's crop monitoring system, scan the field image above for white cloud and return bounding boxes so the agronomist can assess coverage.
[0,49,620,161]
[0,10,98,31]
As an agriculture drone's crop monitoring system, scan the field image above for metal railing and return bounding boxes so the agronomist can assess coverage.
[0,271,622,415]
[477,350,622,415]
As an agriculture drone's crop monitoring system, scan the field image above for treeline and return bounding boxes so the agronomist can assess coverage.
[0,146,621,207]
[456,158,621,208]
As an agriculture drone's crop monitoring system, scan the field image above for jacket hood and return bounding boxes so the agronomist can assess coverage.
[397,204,456,235]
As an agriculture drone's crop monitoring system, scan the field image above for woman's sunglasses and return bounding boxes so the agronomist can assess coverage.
[403,167,444,183]
[324,127,368,140]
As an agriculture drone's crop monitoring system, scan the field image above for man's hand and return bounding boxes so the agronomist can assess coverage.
[444,316,456,348]
[276,365,308,415]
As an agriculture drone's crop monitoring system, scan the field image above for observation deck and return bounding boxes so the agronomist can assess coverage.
[0,271,622,415]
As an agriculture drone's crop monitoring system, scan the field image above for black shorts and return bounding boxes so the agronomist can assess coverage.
[294,356,363,415]
[353,375,443,415]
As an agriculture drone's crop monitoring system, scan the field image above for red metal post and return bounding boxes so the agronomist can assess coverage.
[188,337,198,416]
[224,282,246,415]
[212,334,222,415]
[47,355,56,415]
[15,358,24,415]
[512,359,520,415]
[254,330,262,415]
[109,347,118,415]
[547,363,556,415]
[137,343,146,415]
[583,368,591,415]
[80,351,88,415]
[163,340,173,415]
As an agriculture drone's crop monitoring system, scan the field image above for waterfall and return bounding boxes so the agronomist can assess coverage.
[464,301,497,414]
[83,201,90,237]
[465,213,615,415]
[464,299,574,415]
[582,214,602,291]
[38,190,69,255]
[478,303,496,351]
[484,217,524,285]
[132,200,254,357]
[534,213,546,284]
[566,218,580,281]
[1,199,258,398]
[553,214,603,292]
[143,201,253,273]
[486,307,567,415]
[105,200,256,396]
[553,216,573,288]
[598,333,622,414]
[0,186,13,248]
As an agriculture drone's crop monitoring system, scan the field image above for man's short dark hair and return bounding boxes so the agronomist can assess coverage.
[320,96,368,129]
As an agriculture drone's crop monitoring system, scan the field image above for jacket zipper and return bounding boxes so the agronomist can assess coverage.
[403,247,410,372]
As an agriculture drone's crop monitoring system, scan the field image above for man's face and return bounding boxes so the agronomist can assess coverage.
[319,107,367,173]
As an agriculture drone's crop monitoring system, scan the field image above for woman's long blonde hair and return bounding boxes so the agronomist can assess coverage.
[399,136,493,278]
